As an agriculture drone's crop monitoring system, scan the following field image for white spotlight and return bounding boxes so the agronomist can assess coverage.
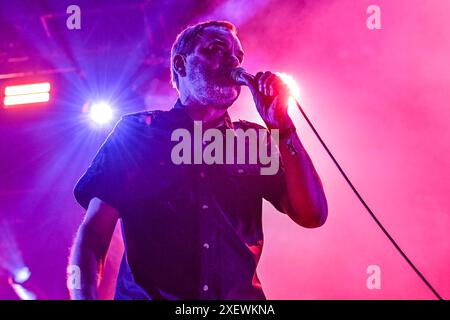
[89,102,113,125]
[275,72,300,113]
[13,266,31,284]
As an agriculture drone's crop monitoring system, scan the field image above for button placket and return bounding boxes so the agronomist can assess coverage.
[197,164,213,298]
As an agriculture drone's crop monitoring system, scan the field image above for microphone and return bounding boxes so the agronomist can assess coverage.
[230,67,255,87]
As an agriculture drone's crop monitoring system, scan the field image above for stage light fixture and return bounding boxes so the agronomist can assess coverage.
[3,82,51,108]
[276,72,300,112]
[89,102,114,125]
[13,266,31,284]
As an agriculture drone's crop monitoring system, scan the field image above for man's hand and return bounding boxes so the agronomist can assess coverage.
[248,71,294,132]
[248,71,328,228]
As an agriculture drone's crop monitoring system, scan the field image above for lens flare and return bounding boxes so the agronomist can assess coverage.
[9,283,37,300]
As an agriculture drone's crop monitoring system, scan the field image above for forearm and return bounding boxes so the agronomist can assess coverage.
[69,228,104,300]
[277,128,328,227]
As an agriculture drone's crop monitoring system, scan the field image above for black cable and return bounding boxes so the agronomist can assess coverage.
[293,98,443,300]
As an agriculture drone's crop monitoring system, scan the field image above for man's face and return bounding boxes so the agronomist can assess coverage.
[183,26,244,108]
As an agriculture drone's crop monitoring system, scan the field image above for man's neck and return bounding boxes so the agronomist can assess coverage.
[179,96,229,129]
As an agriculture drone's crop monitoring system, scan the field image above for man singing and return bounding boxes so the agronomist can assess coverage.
[69,20,327,300]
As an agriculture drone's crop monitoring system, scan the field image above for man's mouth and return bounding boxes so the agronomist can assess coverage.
[219,74,239,87]
[217,69,236,82]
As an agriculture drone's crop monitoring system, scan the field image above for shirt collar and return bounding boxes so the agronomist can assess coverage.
[171,99,234,130]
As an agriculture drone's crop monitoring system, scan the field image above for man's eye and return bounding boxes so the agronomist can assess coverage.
[210,46,225,54]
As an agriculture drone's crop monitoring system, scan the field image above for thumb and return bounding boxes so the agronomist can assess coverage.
[244,75,259,97]
[245,71,264,97]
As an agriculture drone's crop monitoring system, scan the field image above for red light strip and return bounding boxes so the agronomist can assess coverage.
[3,82,51,108]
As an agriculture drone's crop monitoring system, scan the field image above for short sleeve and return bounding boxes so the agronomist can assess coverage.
[259,130,287,214]
[262,159,287,214]
[74,117,132,212]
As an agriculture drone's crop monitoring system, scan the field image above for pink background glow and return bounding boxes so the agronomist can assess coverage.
[225,0,450,299]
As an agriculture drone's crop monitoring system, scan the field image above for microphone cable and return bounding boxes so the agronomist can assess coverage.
[291,97,443,300]
[232,67,442,299]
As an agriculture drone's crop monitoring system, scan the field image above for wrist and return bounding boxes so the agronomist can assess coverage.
[277,123,296,140]
[267,117,296,139]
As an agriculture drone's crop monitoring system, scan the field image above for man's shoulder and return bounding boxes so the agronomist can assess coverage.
[120,109,167,126]
[107,109,170,140]
[233,119,267,131]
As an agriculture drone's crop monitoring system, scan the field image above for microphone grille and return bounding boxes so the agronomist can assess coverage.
[230,67,247,85]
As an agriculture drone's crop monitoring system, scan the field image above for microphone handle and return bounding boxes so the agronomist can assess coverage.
[239,71,255,87]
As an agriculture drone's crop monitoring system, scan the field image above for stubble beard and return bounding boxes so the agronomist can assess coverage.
[187,66,240,109]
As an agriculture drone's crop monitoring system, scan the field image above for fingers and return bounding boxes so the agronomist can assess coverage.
[266,74,278,96]
[249,71,264,96]
[259,72,271,96]
[255,72,288,97]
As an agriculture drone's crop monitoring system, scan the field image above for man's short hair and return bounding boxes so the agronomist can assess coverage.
[170,20,237,91]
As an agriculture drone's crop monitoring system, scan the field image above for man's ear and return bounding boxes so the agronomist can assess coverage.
[173,54,187,78]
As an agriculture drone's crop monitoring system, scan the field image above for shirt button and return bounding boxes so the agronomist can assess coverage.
[202,204,209,210]
[203,243,210,249]
[200,172,206,178]
[203,285,209,291]
[238,168,244,174]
